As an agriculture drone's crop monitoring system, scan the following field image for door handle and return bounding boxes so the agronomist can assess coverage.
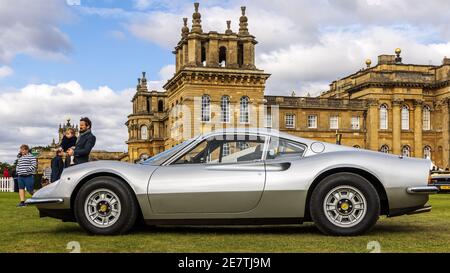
[265,162,291,172]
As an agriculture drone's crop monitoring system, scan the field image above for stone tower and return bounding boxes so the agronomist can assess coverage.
[126,72,167,162]
[164,3,271,148]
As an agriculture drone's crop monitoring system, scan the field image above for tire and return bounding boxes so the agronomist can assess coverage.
[310,172,380,236]
[74,176,138,235]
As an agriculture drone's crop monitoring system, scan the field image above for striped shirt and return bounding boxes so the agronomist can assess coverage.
[16,153,37,176]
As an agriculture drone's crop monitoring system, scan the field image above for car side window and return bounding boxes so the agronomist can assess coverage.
[266,137,306,160]
[173,134,266,165]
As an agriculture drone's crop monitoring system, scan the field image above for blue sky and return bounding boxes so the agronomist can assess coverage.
[1,0,450,163]
[2,0,174,91]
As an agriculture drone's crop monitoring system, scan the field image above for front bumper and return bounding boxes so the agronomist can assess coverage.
[25,198,64,205]
[406,186,439,194]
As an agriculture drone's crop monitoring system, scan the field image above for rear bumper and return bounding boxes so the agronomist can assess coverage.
[25,198,64,205]
[406,186,439,194]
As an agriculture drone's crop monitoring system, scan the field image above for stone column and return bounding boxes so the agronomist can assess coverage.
[414,99,424,158]
[366,99,379,151]
[392,98,403,155]
[442,98,450,169]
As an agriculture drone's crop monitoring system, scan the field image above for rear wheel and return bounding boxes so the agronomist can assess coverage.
[74,176,138,235]
[310,172,380,236]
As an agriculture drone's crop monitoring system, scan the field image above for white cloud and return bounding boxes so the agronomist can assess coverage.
[0,0,72,64]
[117,0,450,95]
[0,81,134,163]
[0,66,13,78]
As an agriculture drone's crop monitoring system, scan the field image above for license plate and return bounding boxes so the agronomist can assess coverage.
[440,186,450,190]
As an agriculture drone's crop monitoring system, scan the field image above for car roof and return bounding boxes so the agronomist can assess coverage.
[201,128,316,145]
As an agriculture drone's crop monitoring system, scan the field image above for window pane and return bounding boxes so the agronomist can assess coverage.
[174,140,208,164]
[308,115,317,128]
[267,138,306,160]
[330,115,339,129]
[285,114,295,128]
[351,116,360,130]
[401,106,409,130]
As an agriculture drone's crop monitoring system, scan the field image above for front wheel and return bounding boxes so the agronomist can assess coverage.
[310,173,380,236]
[74,176,138,235]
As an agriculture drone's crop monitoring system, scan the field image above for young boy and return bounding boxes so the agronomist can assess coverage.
[60,128,77,168]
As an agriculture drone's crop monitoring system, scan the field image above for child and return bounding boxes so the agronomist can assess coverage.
[60,128,77,152]
[61,128,77,168]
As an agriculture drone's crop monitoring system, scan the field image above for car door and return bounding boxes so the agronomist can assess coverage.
[148,133,268,214]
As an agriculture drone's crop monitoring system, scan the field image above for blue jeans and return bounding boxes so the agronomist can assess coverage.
[18,175,34,193]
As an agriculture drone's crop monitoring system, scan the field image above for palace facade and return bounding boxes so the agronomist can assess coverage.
[125,3,450,169]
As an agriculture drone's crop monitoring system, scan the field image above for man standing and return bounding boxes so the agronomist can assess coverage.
[67,117,96,165]
[16,145,37,207]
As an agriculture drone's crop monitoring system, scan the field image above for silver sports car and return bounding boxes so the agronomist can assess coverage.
[26,128,439,236]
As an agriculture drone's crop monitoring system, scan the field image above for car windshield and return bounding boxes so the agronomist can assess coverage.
[140,137,196,166]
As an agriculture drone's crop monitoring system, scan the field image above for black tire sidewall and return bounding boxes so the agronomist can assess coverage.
[74,176,138,235]
[310,172,380,236]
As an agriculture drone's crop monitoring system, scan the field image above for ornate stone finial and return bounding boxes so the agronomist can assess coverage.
[191,2,202,33]
[66,118,71,127]
[291,91,296,97]
[395,48,402,63]
[181,17,189,38]
[366,59,372,68]
[140,72,148,91]
[239,6,249,35]
[137,78,141,90]
[225,20,233,34]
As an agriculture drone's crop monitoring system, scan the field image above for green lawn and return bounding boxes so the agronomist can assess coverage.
[1,192,450,253]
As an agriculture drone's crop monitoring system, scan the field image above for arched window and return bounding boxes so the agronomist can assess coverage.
[221,96,230,123]
[401,105,409,130]
[240,96,250,124]
[424,146,432,159]
[401,145,410,157]
[423,105,431,131]
[140,125,148,140]
[353,145,361,149]
[219,46,227,67]
[201,95,211,122]
[380,145,390,153]
[158,100,164,112]
[380,104,388,130]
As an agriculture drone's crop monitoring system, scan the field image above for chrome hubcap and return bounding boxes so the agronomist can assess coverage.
[323,185,367,228]
[84,188,121,228]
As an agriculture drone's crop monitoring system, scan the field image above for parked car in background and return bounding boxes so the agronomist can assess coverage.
[25,128,438,236]
[429,172,450,193]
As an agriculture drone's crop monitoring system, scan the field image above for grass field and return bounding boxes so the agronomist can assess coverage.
[1,192,450,253]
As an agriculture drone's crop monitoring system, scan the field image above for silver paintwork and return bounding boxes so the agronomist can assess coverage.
[27,128,435,225]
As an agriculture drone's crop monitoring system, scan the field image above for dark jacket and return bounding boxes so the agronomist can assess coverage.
[73,130,96,165]
[50,155,64,183]
[60,135,77,152]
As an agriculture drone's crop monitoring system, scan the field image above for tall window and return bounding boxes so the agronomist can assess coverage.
[401,145,410,157]
[140,125,148,140]
[423,105,431,131]
[380,104,388,130]
[401,105,410,130]
[222,143,230,157]
[380,145,390,153]
[285,114,295,128]
[424,146,432,159]
[351,116,360,130]
[221,96,230,123]
[265,113,272,128]
[240,96,250,124]
[330,115,339,129]
[308,115,317,129]
[158,100,164,112]
[219,46,227,67]
[201,95,211,122]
